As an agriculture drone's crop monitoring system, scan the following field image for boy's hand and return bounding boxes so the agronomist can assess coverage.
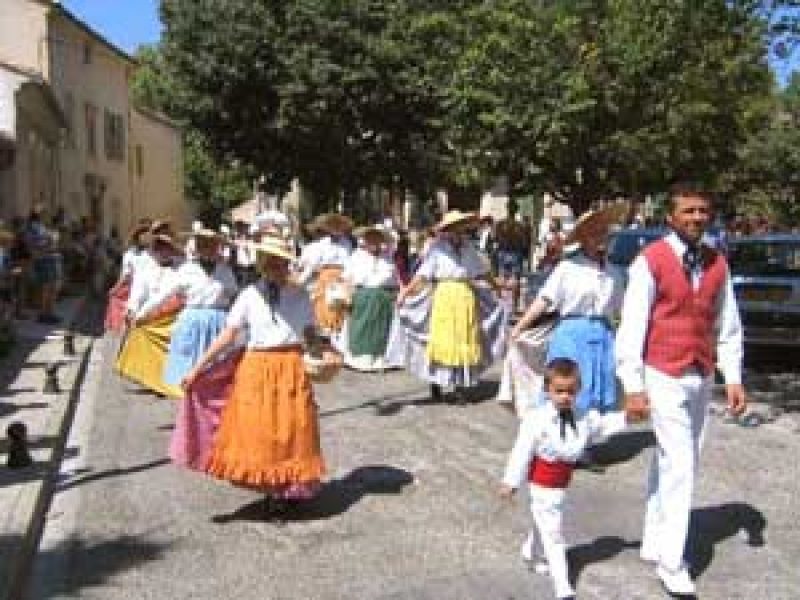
[498,484,516,500]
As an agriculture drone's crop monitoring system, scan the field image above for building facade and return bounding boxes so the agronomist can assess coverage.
[0,0,188,235]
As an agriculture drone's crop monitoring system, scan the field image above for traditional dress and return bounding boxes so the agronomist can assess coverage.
[115,256,183,397]
[341,247,398,371]
[298,234,354,334]
[104,246,151,333]
[204,281,325,498]
[501,252,623,418]
[139,259,238,387]
[616,232,742,588]
[502,401,627,599]
[387,237,508,387]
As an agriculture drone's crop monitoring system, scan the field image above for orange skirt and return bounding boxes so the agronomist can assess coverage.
[206,348,325,490]
[312,265,346,333]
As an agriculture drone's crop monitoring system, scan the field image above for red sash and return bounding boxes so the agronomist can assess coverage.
[527,457,574,488]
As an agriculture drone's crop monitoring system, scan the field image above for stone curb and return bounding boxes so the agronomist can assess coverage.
[0,297,95,600]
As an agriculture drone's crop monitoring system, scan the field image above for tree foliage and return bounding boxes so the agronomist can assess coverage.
[157,0,797,216]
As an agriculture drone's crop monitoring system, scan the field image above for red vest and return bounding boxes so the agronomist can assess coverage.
[528,457,574,488]
[642,239,728,377]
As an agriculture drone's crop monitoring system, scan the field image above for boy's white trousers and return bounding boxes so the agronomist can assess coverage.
[529,484,574,598]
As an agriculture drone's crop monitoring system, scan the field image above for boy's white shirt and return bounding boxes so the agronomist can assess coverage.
[502,402,627,489]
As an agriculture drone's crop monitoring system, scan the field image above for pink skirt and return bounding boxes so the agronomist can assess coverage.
[168,350,243,472]
[104,278,131,333]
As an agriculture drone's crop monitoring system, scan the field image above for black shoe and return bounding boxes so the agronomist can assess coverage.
[430,383,442,401]
[450,388,469,405]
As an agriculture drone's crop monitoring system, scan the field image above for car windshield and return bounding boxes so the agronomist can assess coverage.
[606,230,664,266]
[730,240,800,277]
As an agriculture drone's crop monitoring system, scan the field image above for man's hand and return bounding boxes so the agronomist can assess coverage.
[624,392,650,422]
[725,383,748,417]
[498,484,516,500]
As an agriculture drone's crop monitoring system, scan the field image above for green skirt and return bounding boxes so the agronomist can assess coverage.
[348,287,395,357]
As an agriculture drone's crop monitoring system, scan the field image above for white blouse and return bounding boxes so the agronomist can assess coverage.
[342,248,397,288]
[128,263,180,318]
[139,260,238,315]
[226,281,314,349]
[120,247,151,280]
[302,236,354,269]
[415,238,489,281]
[537,253,623,319]
[502,402,626,489]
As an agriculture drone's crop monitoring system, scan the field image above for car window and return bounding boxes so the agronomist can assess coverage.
[607,230,664,266]
[730,241,800,277]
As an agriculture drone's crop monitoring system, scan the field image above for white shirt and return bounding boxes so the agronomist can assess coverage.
[120,247,152,280]
[296,235,354,284]
[415,238,489,281]
[537,253,623,319]
[502,402,627,489]
[128,262,179,317]
[235,238,255,268]
[139,260,238,315]
[615,231,743,394]
[342,248,397,288]
[226,281,314,349]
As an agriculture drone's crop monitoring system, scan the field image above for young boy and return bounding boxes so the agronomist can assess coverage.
[499,357,633,599]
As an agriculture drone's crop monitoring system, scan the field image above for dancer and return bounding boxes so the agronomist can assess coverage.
[136,228,238,389]
[180,234,338,514]
[505,203,628,420]
[341,225,398,371]
[391,210,508,402]
[616,184,747,595]
[296,213,354,335]
[500,358,633,600]
[115,232,184,397]
[104,219,151,333]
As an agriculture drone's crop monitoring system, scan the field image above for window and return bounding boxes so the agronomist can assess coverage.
[135,144,144,177]
[103,110,125,161]
[83,41,92,65]
[84,103,97,156]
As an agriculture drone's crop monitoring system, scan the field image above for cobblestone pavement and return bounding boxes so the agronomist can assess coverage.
[24,335,800,599]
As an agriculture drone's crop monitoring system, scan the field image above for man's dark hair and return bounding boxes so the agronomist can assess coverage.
[667,182,714,213]
[544,357,581,389]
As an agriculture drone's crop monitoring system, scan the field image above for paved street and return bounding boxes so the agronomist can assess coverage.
[22,334,800,600]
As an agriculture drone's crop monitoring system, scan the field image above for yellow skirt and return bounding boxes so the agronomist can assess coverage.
[426,280,482,367]
[206,348,325,489]
[115,313,183,398]
[312,265,347,333]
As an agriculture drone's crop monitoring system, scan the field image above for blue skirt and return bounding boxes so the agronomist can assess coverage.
[546,316,617,416]
[163,307,227,386]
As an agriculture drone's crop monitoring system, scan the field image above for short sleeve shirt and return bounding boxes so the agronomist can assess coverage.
[226,281,314,348]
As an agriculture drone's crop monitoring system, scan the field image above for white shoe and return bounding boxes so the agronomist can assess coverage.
[639,545,660,563]
[656,564,695,595]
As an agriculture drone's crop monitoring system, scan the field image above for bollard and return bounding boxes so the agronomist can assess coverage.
[63,331,76,356]
[43,363,61,394]
[6,422,33,468]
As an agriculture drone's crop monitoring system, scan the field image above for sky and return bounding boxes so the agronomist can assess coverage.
[63,0,798,86]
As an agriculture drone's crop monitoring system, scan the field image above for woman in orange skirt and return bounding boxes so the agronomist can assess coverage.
[181,234,339,515]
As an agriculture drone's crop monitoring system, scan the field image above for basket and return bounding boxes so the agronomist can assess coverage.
[303,354,341,383]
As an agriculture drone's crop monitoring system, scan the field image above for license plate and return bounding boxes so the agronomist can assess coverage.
[737,286,791,302]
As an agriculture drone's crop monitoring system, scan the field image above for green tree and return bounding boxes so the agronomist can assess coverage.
[130,44,253,224]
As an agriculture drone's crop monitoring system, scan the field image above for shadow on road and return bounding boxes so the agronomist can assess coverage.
[54,458,171,493]
[14,533,171,599]
[212,465,414,525]
[687,502,766,579]
[592,429,656,468]
[568,535,639,587]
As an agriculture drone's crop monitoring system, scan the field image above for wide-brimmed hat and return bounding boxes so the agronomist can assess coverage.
[314,213,354,234]
[150,219,174,236]
[127,221,152,244]
[434,210,479,232]
[151,233,179,251]
[251,234,296,263]
[179,227,223,241]
[353,224,394,244]
[565,202,630,246]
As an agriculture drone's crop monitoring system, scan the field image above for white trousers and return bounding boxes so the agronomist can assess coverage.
[528,484,574,598]
[642,366,712,572]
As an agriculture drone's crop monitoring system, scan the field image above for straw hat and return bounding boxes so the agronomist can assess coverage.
[434,210,479,232]
[353,224,394,244]
[179,226,223,241]
[151,233,179,251]
[127,221,151,244]
[315,213,354,234]
[251,234,296,263]
[150,219,174,236]
[565,202,630,246]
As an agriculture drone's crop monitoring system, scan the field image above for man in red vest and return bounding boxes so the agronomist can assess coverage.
[616,183,748,596]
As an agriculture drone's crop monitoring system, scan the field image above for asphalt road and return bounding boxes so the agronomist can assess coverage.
[23,335,800,600]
